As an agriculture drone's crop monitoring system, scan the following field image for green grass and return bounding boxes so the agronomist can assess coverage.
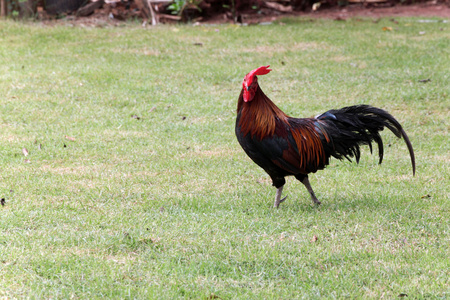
[0,17,449,298]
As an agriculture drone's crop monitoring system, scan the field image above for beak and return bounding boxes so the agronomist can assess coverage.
[243,83,249,102]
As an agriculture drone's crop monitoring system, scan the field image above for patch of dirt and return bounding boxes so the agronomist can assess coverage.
[205,3,450,24]
[304,2,450,19]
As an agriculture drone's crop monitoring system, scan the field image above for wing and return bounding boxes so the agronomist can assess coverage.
[239,118,330,176]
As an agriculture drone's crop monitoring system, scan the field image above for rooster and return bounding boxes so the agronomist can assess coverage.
[235,65,416,208]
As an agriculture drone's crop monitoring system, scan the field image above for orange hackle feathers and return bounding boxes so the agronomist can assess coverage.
[237,87,288,139]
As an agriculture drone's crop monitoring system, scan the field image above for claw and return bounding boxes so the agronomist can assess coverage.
[301,177,321,205]
[274,195,288,209]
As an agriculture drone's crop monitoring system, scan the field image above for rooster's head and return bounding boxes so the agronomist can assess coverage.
[242,65,271,102]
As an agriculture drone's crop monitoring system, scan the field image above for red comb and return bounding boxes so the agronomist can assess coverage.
[247,65,271,79]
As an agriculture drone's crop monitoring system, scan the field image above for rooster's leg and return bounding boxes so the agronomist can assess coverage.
[273,186,287,208]
[300,176,321,205]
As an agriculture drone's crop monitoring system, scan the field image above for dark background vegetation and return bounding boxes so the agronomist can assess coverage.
[1,0,448,22]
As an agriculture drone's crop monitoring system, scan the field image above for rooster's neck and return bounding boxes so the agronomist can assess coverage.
[237,85,289,139]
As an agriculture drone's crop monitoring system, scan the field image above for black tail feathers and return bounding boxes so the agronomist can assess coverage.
[316,105,416,175]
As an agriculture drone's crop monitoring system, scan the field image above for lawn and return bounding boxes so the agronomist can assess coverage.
[0,17,449,298]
